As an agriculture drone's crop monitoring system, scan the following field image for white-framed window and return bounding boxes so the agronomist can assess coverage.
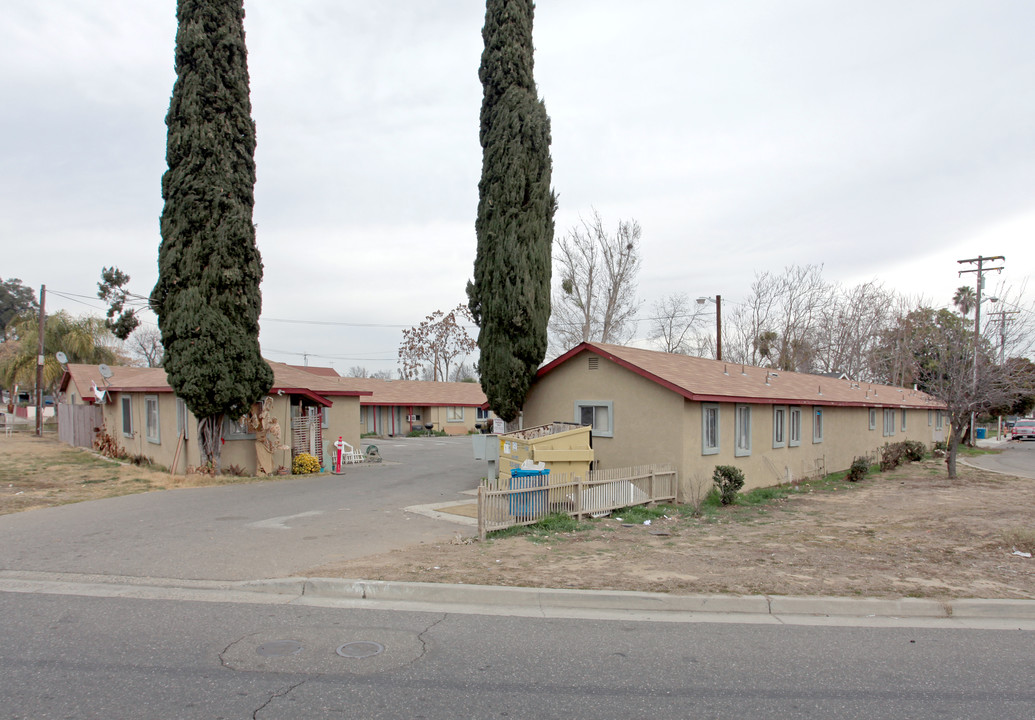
[576,401,613,437]
[773,405,786,448]
[936,411,944,430]
[446,406,465,422]
[789,406,802,447]
[145,395,160,444]
[121,396,133,437]
[735,404,751,457]
[869,408,877,431]
[224,414,254,439]
[813,408,824,443]
[176,398,189,440]
[477,407,490,420]
[928,409,933,427]
[883,408,895,437]
[702,404,720,455]
[901,409,907,431]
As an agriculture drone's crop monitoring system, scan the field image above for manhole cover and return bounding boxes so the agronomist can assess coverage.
[336,641,385,659]
[256,640,303,657]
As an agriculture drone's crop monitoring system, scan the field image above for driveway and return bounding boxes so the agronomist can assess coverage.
[0,436,485,581]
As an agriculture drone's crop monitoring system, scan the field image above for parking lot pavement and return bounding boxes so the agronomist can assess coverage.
[0,436,486,581]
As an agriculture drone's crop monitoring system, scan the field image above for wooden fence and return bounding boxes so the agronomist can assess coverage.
[477,464,677,540]
[57,403,102,448]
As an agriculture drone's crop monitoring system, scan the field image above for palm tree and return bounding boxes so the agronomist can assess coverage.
[0,311,119,400]
[952,286,976,316]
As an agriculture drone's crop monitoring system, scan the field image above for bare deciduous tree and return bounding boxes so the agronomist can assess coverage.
[346,366,369,378]
[128,326,164,367]
[812,280,897,380]
[398,304,479,382]
[902,307,1024,477]
[649,292,704,354]
[550,210,642,350]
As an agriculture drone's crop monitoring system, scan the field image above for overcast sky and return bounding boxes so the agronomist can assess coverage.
[3,0,1033,375]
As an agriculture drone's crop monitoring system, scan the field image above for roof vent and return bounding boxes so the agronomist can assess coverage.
[588,357,599,371]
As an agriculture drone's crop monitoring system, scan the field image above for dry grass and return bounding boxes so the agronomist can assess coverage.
[0,431,277,515]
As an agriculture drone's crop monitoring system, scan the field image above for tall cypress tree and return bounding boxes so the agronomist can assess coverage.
[151,0,273,465]
[467,0,556,422]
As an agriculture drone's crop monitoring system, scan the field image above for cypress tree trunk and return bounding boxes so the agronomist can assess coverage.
[152,0,273,468]
[467,0,556,422]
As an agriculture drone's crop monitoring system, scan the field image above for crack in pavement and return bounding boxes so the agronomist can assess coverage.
[414,613,447,662]
[253,680,306,719]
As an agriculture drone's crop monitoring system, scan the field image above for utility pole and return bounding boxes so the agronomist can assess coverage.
[985,309,1018,364]
[957,255,1004,445]
[986,308,1018,439]
[35,284,46,437]
[715,294,722,362]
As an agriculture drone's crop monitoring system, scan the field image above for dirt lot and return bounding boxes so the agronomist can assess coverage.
[0,432,272,514]
[310,460,1035,600]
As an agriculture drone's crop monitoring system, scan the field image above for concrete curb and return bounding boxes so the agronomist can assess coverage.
[2,571,1033,621]
[292,577,1035,620]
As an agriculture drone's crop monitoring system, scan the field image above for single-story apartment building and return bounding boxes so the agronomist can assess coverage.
[340,377,493,436]
[58,361,371,475]
[521,343,947,493]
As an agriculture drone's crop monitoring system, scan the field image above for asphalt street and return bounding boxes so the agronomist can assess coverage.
[0,436,482,580]
[967,439,1035,479]
[2,591,1033,719]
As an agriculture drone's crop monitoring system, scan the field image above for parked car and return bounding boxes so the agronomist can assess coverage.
[1011,419,1035,440]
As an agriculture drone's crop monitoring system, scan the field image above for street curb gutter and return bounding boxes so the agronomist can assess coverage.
[297,578,1035,620]
[2,572,1033,621]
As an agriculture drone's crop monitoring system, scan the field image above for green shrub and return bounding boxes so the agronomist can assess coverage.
[846,456,869,482]
[712,465,745,505]
[902,440,926,462]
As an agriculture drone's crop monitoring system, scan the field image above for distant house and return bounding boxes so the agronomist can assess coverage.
[288,364,340,378]
[521,343,947,493]
[58,361,371,475]
[340,378,493,436]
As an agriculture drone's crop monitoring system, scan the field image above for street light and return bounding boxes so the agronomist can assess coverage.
[696,294,722,361]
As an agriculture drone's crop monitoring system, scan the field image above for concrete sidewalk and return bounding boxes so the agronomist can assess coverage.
[2,570,1033,628]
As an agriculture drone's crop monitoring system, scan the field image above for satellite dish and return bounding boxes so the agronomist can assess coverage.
[55,351,68,364]
[98,364,113,379]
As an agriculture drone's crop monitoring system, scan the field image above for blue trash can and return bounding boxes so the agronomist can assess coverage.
[509,468,550,519]
[976,427,986,439]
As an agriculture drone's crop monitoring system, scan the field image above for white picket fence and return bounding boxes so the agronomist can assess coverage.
[477,464,677,540]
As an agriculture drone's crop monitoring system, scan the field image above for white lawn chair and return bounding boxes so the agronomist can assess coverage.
[338,439,364,464]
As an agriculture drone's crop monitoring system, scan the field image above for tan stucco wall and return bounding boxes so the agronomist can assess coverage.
[323,396,362,461]
[522,351,685,471]
[680,403,943,492]
[523,353,944,499]
[103,392,202,473]
[103,392,362,475]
